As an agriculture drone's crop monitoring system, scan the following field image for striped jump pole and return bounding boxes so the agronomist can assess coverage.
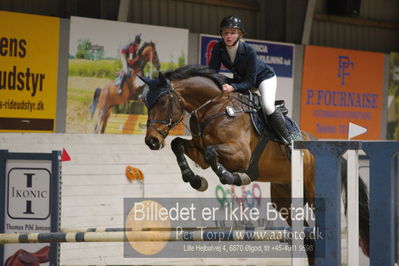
[60,226,306,233]
[61,227,154,232]
[61,226,223,232]
[0,228,314,244]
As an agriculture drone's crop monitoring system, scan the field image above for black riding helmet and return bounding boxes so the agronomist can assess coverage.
[134,34,142,44]
[219,15,245,34]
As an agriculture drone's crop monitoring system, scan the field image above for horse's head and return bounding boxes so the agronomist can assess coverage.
[149,42,160,70]
[140,42,161,71]
[139,73,184,150]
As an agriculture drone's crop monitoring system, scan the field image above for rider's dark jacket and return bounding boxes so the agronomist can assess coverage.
[209,41,275,92]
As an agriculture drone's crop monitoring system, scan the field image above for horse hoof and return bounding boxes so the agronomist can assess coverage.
[197,176,208,192]
[237,172,251,185]
[189,176,208,192]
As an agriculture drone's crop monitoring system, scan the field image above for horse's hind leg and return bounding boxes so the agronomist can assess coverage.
[94,109,103,133]
[270,183,315,265]
[100,108,112,133]
[94,103,109,133]
[340,159,370,256]
[203,145,251,186]
[171,137,208,191]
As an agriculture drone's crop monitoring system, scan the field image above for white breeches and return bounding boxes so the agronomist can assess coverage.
[258,75,277,115]
[120,53,128,73]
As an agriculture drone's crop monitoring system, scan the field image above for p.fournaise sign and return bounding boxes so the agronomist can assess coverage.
[300,45,384,139]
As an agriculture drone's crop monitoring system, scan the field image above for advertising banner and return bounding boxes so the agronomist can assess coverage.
[0,11,59,132]
[300,46,384,139]
[199,34,295,115]
[386,52,399,139]
[0,150,60,266]
[67,17,188,134]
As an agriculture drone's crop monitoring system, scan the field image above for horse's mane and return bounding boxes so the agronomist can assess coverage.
[165,64,226,89]
[138,41,155,55]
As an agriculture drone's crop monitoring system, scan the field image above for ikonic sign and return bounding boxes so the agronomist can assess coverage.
[7,167,50,220]
[3,159,53,265]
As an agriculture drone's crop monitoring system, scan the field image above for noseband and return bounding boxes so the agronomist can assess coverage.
[147,90,184,138]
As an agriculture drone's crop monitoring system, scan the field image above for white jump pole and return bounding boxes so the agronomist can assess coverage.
[347,149,359,266]
[291,147,304,266]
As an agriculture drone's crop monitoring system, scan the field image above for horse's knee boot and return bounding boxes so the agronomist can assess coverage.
[181,168,193,183]
[171,138,184,155]
[219,171,236,185]
[204,146,217,165]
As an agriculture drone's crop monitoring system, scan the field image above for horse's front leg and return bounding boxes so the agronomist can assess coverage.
[171,137,209,192]
[204,144,252,186]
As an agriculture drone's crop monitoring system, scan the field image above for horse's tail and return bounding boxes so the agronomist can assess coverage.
[89,88,101,119]
[341,159,370,256]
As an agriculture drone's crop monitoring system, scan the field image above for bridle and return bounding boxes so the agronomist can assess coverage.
[152,50,160,70]
[145,79,224,139]
[146,89,184,138]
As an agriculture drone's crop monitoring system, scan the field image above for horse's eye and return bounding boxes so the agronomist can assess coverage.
[159,98,167,106]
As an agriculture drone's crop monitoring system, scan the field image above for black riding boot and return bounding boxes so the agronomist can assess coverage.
[268,110,293,150]
[117,73,126,95]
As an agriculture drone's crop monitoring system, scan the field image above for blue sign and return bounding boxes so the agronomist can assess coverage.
[200,34,294,78]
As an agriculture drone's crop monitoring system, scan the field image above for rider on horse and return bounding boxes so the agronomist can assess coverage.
[117,34,142,95]
[208,15,293,148]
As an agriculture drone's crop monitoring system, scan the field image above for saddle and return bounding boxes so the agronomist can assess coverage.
[5,246,50,266]
[227,92,302,143]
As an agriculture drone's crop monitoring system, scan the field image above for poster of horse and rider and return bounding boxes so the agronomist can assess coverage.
[66,16,188,134]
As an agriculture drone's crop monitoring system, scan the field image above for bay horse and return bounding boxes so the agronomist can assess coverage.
[133,41,161,77]
[140,65,370,264]
[89,42,161,133]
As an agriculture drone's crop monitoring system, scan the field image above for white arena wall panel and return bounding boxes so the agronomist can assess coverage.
[0,133,294,265]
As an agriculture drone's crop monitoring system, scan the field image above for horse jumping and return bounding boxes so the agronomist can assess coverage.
[134,41,161,76]
[89,42,161,133]
[140,64,370,265]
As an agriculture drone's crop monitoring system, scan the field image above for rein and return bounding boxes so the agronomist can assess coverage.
[190,93,254,138]
[146,80,222,138]
[189,97,220,137]
[228,93,259,112]
[146,82,256,139]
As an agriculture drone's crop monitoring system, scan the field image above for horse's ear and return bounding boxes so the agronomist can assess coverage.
[158,72,167,85]
[137,75,151,85]
[136,84,147,102]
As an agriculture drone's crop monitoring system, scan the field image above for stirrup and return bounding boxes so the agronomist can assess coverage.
[279,134,292,146]
[280,137,292,159]
[285,144,292,161]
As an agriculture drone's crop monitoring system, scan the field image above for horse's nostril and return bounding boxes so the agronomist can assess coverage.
[150,138,159,148]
